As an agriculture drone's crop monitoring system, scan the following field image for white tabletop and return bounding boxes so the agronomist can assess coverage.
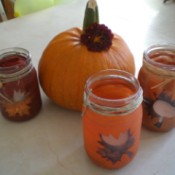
[0,0,175,174]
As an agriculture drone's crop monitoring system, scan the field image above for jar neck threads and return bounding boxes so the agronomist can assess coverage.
[0,47,33,83]
[83,69,143,116]
[143,44,175,77]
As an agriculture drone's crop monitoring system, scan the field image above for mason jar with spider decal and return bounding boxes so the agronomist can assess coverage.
[138,44,175,132]
[82,69,143,169]
[0,47,42,121]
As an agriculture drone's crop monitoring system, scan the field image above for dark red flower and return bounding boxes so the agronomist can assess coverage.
[81,23,113,52]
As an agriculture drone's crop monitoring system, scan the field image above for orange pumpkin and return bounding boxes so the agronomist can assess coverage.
[39,0,135,111]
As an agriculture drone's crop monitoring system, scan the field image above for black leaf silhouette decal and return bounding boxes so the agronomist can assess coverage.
[97,129,135,163]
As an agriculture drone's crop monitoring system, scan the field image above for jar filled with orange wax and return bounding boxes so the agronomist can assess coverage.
[138,44,175,132]
[82,69,143,169]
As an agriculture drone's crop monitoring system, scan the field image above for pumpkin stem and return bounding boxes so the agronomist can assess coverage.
[81,0,113,52]
[83,0,99,31]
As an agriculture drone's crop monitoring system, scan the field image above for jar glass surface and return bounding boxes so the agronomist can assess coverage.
[82,69,143,169]
[0,47,42,121]
[138,44,175,132]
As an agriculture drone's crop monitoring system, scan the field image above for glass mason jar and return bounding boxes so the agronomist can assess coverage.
[138,44,175,132]
[0,47,42,121]
[82,69,143,169]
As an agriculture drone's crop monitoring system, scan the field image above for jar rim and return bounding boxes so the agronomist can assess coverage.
[84,69,143,116]
[143,44,175,71]
[0,47,33,82]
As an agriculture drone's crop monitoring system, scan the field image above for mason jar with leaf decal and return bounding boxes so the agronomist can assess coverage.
[0,47,42,121]
[138,44,175,132]
[82,69,143,169]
